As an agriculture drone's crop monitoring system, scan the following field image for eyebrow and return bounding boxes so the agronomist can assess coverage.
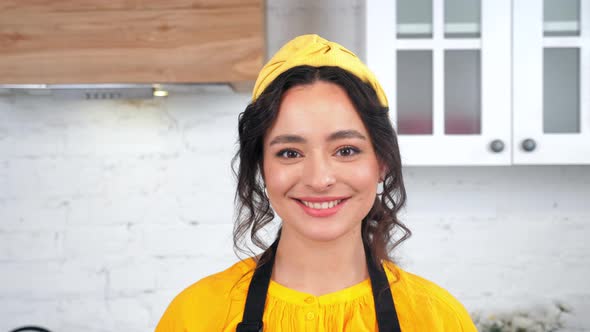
[328,129,367,141]
[268,130,367,146]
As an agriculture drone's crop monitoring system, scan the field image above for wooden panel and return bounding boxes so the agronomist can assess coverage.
[0,0,264,84]
[0,0,251,11]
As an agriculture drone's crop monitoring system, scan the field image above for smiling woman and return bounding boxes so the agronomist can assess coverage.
[155,34,477,332]
[263,80,386,246]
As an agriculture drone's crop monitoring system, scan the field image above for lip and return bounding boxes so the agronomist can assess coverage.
[295,196,350,202]
[293,197,349,218]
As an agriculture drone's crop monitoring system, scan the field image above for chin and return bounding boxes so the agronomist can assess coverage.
[290,220,359,243]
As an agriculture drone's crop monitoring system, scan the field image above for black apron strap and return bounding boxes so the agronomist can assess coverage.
[237,237,402,332]
[236,239,278,332]
[364,242,402,332]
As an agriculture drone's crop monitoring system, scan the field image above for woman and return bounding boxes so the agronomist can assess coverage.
[156,34,477,331]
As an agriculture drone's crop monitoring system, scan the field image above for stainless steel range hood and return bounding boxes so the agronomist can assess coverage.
[0,83,234,100]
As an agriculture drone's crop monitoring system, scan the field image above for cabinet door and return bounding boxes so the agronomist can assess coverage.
[0,1,264,84]
[513,0,590,164]
[367,0,511,165]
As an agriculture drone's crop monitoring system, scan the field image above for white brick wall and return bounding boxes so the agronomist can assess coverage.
[399,167,590,331]
[1,1,589,331]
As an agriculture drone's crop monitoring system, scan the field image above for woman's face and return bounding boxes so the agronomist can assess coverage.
[262,81,383,243]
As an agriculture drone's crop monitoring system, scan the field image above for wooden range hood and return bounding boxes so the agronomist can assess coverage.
[0,0,264,89]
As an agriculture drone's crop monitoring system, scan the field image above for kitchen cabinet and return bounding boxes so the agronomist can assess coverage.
[0,0,264,85]
[513,0,590,164]
[366,0,590,165]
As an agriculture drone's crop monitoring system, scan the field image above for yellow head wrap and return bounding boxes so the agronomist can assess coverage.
[252,34,388,107]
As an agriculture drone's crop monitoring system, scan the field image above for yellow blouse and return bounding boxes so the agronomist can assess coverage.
[155,258,477,332]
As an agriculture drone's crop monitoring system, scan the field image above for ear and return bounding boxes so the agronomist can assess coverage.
[259,162,266,184]
[378,162,388,183]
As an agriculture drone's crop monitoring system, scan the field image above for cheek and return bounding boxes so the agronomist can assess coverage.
[263,158,299,197]
[343,160,381,192]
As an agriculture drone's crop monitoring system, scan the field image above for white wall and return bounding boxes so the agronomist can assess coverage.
[1,1,589,331]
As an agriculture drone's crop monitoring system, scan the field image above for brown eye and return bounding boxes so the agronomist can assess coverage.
[277,149,302,159]
[336,146,360,157]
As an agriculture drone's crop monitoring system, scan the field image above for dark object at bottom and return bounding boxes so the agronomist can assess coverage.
[10,326,52,332]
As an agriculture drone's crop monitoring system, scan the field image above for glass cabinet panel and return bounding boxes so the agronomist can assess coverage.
[544,0,580,36]
[445,0,481,38]
[445,50,481,134]
[397,0,433,38]
[543,48,580,133]
[397,51,433,134]
[543,0,582,134]
[367,0,512,165]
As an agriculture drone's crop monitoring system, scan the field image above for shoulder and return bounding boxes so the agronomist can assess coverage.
[155,258,256,332]
[181,258,256,299]
[384,261,477,332]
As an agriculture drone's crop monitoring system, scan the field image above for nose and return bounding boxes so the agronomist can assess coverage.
[302,153,336,192]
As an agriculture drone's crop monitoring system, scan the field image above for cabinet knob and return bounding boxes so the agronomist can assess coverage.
[521,138,537,152]
[489,139,505,153]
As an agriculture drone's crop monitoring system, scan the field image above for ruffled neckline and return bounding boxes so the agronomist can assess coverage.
[236,257,400,306]
[268,276,373,305]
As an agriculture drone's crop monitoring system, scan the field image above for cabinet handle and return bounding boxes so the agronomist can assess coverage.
[489,139,505,153]
[521,138,537,152]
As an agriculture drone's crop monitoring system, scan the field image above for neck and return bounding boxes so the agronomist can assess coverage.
[271,226,368,296]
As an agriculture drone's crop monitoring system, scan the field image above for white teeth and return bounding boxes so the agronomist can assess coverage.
[301,199,343,210]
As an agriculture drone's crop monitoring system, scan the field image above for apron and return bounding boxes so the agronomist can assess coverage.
[236,238,402,332]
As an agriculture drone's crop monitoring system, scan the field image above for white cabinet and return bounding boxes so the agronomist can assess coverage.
[513,0,590,164]
[366,0,590,165]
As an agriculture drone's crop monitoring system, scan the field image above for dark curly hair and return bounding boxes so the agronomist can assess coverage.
[231,65,410,268]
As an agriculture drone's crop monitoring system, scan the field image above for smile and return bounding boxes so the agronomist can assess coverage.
[293,197,349,218]
[300,199,343,209]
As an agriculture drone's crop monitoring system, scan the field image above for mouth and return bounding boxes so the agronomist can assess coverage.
[292,196,349,217]
[297,198,344,209]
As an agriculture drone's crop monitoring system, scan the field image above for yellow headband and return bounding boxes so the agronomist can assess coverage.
[252,34,389,107]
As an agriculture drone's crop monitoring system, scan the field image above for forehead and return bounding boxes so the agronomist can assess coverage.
[267,81,367,139]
